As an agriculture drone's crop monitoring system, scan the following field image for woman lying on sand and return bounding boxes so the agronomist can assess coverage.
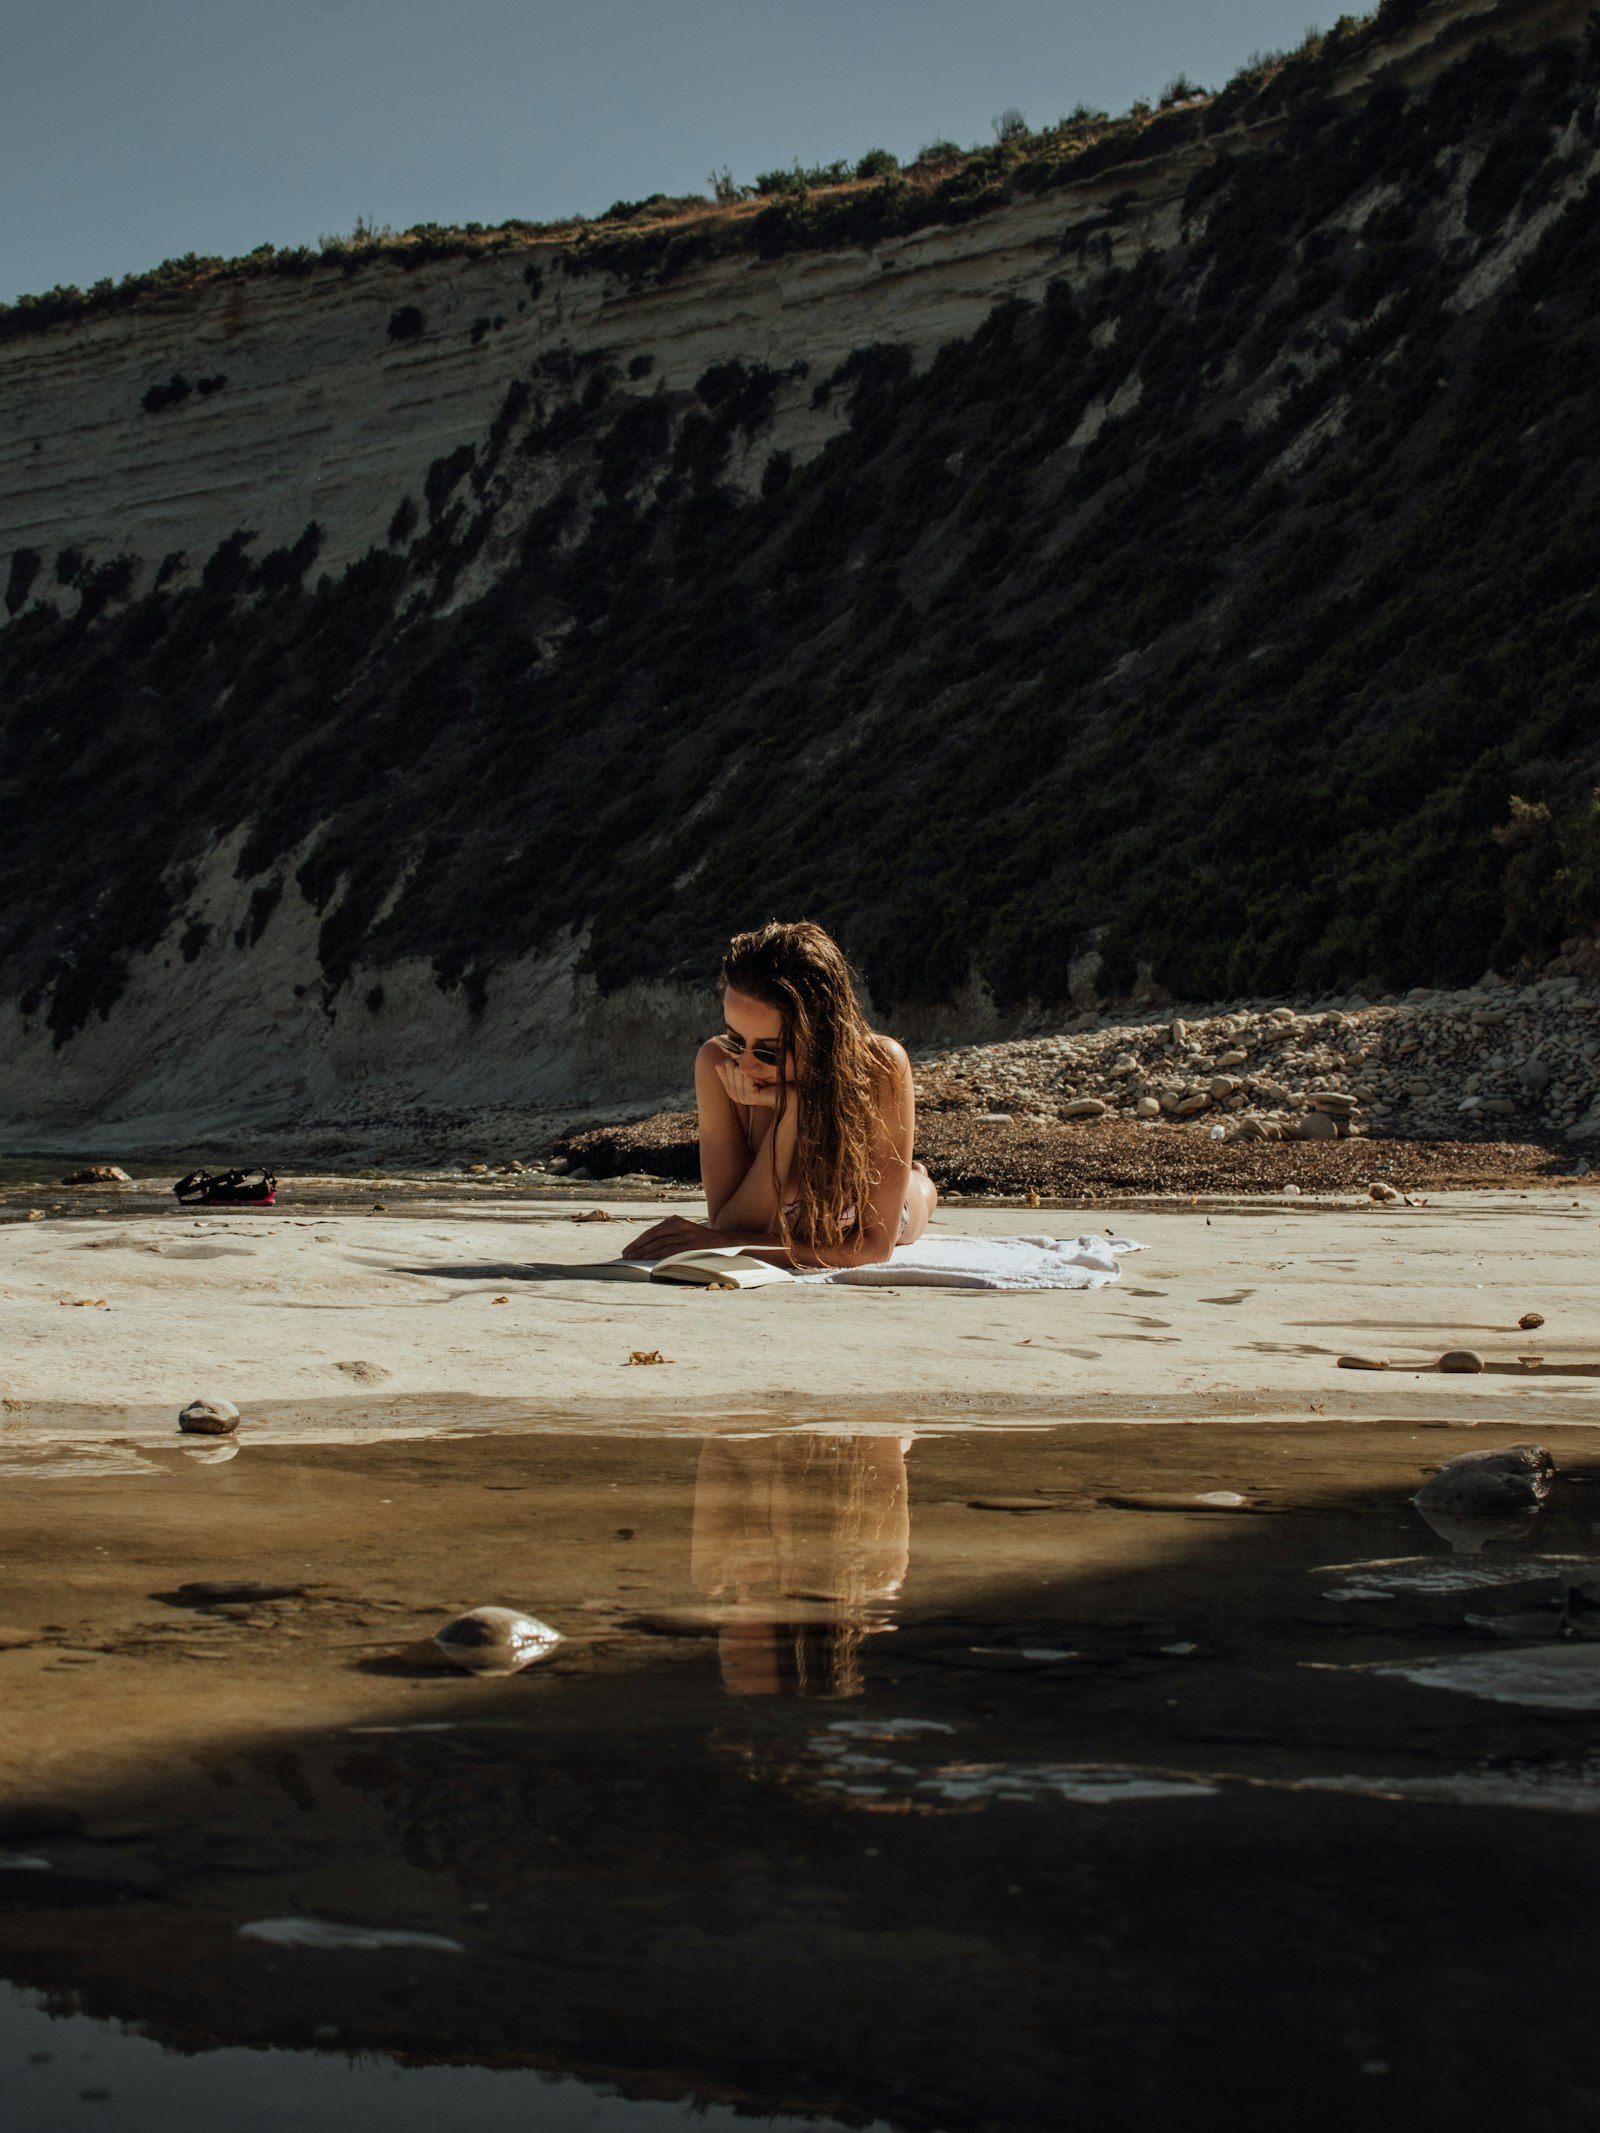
[622,919,937,1269]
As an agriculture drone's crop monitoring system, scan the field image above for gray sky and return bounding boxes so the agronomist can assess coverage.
[4,0,1334,306]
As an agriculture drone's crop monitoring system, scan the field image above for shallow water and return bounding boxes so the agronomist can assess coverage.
[0,1982,885,2133]
[4,1418,1600,2129]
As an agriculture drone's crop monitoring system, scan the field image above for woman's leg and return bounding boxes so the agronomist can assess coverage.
[899,1159,938,1245]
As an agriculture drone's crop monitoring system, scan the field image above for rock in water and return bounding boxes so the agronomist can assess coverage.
[1437,1350,1485,1374]
[178,1398,241,1435]
[1414,1444,1556,1518]
[433,1606,562,1676]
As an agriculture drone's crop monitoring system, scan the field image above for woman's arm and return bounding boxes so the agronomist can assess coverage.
[694,1038,798,1228]
[622,1037,915,1268]
[709,1038,914,1269]
[694,1037,750,1225]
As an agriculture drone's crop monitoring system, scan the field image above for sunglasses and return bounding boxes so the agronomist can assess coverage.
[716,1029,783,1067]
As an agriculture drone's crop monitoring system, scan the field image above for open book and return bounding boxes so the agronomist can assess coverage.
[599,1246,794,1289]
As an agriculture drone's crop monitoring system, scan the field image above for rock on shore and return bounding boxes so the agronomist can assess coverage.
[913,974,1599,1145]
[555,974,1592,1195]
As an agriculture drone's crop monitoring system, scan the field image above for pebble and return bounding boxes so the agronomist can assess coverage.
[1518,1312,1545,1330]
[432,1606,563,1676]
[1437,1350,1485,1374]
[1368,1182,1401,1202]
[60,1166,131,1185]
[1337,1354,1390,1370]
[178,1397,241,1435]
[1298,1111,1338,1140]
[1060,1099,1107,1120]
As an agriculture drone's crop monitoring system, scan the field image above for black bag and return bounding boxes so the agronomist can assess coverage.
[173,1167,278,1206]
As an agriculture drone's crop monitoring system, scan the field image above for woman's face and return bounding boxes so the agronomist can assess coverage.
[719,986,796,1091]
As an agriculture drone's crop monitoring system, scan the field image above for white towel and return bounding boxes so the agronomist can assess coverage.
[798,1233,1143,1291]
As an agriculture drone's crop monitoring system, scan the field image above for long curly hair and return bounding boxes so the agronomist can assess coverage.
[722,920,884,1251]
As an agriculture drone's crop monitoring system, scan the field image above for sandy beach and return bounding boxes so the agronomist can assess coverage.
[3,1187,1596,1447]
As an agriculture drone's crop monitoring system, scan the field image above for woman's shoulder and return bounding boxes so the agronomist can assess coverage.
[867,1031,912,1081]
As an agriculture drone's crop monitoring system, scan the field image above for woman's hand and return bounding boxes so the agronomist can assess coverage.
[715,1055,787,1110]
[621,1215,720,1262]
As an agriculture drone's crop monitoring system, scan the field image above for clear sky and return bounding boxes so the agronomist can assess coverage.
[3,0,1336,306]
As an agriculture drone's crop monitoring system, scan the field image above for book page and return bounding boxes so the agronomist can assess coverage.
[651,1249,794,1288]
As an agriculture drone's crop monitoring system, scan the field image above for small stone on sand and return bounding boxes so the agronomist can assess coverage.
[178,1397,241,1435]
[432,1605,562,1676]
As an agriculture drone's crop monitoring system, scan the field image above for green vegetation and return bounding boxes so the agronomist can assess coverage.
[141,370,226,413]
[6,12,1600,1041]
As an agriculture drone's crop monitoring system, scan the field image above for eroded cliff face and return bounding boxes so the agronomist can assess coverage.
[3,0,1599,1146]
[3,0,1576,608]
[0,190,1187,617]
[0,889,708,1156]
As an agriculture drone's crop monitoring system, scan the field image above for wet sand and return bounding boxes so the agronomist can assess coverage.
[4,1420,1600,2128]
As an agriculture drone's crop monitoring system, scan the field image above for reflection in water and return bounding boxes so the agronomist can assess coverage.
[691,1435,910,1697]
[0,1983,887,2133]
[8,1421,1600,2127]
[1412,1501,1539,1554]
